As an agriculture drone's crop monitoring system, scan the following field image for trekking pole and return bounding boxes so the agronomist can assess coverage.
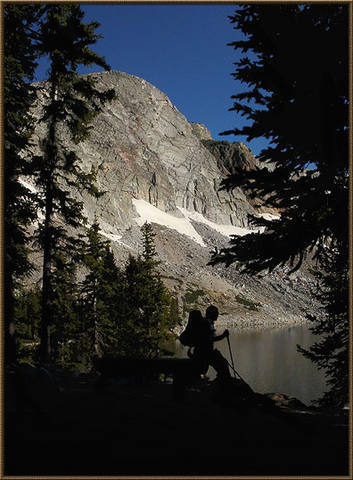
[226,335,239,379]
[226,335,235,373]
[225,335,252,388]
[226,358,245,382]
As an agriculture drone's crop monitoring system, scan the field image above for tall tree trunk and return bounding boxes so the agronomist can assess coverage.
[39,117,56,364]
[93,281,102,358]
[4,261,13,331]
[4,265,17,365]
[40,179,54,363]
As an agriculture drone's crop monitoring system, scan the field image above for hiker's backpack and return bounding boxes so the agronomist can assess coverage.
[179,315,203,347]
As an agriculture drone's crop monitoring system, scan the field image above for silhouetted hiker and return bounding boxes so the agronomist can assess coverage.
[195,305,231,382]
[180,306,231,382]
[178,310,207,374]
[179,310,204,356]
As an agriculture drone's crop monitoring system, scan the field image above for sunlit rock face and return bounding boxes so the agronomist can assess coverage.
[27,71,320,325]
[33,70,262,232]
[98,71,261,231]
[189,122,213,141]
[202,139,260,173]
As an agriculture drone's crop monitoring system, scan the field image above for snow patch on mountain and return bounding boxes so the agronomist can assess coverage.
[178,207,261,238]
[132,198,264,247]
[132,198,206,246]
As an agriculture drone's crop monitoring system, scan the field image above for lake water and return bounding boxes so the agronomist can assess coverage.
[177,325,327,405]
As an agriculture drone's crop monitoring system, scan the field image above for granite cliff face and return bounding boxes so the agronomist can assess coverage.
[27,70,320,328]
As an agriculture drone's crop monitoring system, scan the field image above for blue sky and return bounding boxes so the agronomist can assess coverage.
[35,4,269,156]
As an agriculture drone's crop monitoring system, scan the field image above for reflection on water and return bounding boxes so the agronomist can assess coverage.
[177,325,327,405]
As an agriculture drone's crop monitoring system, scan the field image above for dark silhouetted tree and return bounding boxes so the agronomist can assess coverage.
[3,4,43,363]
[49,252,80,369]
[14,286,42,363]
[210,4,349,407]
[79,220,123,362]
[31,5,115,363]
[124,223,177,358]
[297,245,349,408]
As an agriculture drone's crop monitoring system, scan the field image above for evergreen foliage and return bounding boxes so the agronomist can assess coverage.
[49,253,80,369]
[210,4,348,272]
[210,4,349,407]
[78,220,123,363]
[14,286,42,363]
[10,221,180,370]
[123,223,178,358]
[3,6,186,370]
[3,4,42,359]
[297,244,349,408]
[28,4,115,362]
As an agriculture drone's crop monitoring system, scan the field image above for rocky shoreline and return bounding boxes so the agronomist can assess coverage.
[217,314,311,332]
[176,313,311,334]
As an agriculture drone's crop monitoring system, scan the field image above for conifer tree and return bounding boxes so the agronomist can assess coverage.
[49,252,80,368]
[210,4,349,407]
[124,223,177,358]
[297,244,349,408]
[3,4,43,362]
[211,4,348,273]
[14,286,42,363]
[79,221,123,361]
[123,255,146,357]
[31,5,115,363]
[100,247,126,355]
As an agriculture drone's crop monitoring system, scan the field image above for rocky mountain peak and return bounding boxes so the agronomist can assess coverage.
[27,70,319,327]
[31,70,262,232]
